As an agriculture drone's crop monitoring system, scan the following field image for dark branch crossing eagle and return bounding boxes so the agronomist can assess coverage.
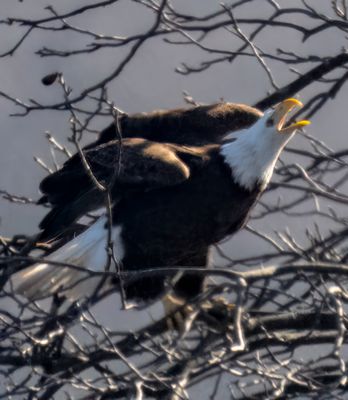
[14,99,310,312]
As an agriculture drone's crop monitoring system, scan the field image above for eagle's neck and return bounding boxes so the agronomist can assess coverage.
[220,125,294,191]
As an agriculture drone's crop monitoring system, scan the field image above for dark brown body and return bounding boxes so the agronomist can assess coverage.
[114,150,261,301]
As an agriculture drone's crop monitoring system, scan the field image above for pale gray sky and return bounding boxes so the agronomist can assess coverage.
[1,1,347,398]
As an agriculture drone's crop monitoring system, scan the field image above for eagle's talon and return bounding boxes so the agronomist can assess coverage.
[163,293,197,333]
[197,296,236,329]
[162,293,235,332]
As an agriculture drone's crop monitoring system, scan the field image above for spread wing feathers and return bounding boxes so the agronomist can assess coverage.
[39,138,205,239]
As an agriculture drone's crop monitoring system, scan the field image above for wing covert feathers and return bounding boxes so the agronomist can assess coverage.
[38,139,199,239]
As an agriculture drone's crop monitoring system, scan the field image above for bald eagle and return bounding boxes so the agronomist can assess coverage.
[14,99,309,307]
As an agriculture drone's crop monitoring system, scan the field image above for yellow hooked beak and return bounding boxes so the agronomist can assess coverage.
[272,98,311,134]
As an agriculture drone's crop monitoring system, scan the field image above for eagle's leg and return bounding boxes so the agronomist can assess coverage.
[162,252,208,332]
[162,290,236,332]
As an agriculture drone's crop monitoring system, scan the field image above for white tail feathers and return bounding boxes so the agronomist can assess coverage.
[12,217,125,301]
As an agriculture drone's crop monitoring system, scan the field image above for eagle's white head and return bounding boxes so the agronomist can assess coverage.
[221,98,310,191]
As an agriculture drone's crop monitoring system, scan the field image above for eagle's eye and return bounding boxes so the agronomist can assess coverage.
[266,117,274,127]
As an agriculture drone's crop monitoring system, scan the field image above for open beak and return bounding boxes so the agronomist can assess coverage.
[273,98,311,134]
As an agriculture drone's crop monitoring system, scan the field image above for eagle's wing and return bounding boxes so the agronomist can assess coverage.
[39,138,207,240]
[92,103,262,147]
